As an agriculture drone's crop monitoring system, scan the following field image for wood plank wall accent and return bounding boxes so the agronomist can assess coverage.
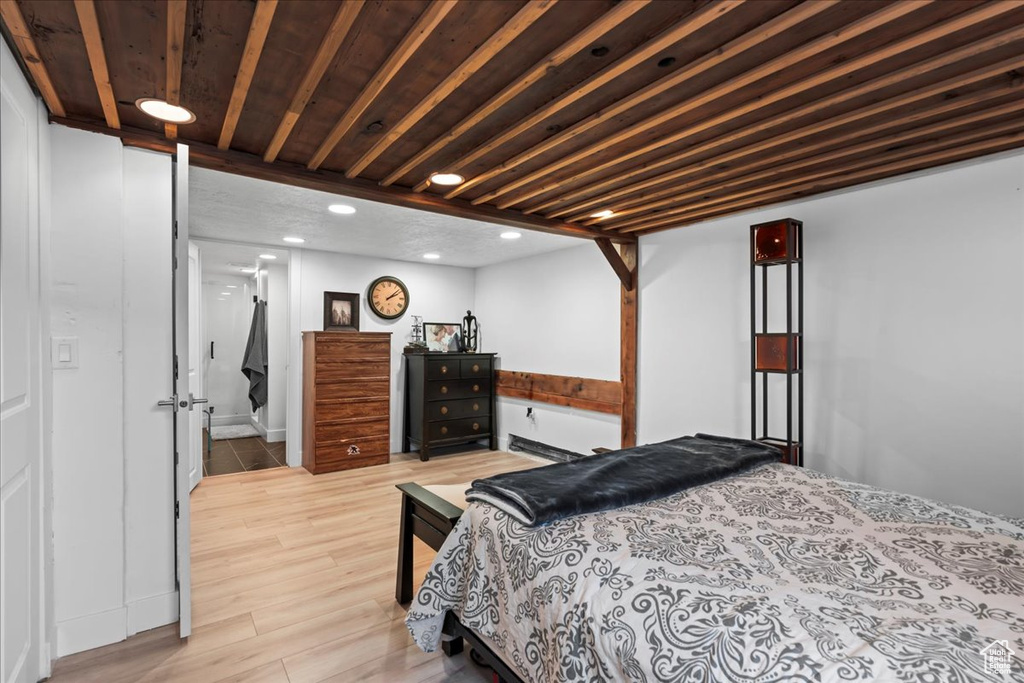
[494,370,621,416]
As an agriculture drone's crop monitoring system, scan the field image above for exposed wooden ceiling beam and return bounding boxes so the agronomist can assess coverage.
[618,121,1024,234]
[307,0,458,171]
[443,0,845,202]
[486,0,988,210]
[344,0,558,179]
[540,44,1024,221]
[263,0,364,163]
[0,0,66,116]
[50,115,629,243]
[595,238,635,291]
[218,0,278,150]
[420,0,744,192]
[381,0,650,189]
[164,0,186,139]
[637,130,1024,236]
[512,3,1024,214]
[606,98,1024,230]
[590,87,1023,226]
[73,0,119,129]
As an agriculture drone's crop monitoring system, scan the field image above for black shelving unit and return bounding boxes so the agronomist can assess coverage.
[750,218,803,466]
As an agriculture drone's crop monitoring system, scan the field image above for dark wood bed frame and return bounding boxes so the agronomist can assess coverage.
[396,482,527,682]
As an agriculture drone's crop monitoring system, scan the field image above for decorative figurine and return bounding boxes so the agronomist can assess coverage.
[462,310,478,352]
[405,315,427,353]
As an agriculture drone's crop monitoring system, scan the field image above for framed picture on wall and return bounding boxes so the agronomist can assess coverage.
[323,291,360,332]
[423,322,463,352]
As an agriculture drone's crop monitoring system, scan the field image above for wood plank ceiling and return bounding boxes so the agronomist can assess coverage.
[2,0,1023,240]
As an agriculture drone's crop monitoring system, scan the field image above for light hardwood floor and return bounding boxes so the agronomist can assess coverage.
[49,449,544,683]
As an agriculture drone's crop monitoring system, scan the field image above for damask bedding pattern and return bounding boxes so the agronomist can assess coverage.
[407,463,1024,682]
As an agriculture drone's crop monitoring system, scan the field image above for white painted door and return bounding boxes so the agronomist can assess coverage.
[172,144,196,638]
[188,242,204,491]
[1,40,44,683]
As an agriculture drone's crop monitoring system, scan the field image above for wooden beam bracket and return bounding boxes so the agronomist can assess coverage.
[596,238,636,290]
[495,370,621,415]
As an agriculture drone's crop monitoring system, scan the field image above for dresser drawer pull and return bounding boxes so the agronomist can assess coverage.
[347,444,360,455]
[440,386,448,394]
[472,403,479,411]
[472,384,479,392]
[440,365,448,374]
[472,423,480,431]
[472,364,480,372]
[440,406,448,415]
[441,426,448,435]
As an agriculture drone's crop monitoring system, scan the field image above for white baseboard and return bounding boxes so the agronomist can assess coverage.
[264,428,285,443]
[56,607,127,657]
[126,591,178,636]
[209,414,251,427]
[252,419,268,438]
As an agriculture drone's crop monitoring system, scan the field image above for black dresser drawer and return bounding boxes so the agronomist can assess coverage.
[427,397,489,420]
[429,416,491,441]
[426,378,490,400]
[426,358,460,380]
[460,358,491,378]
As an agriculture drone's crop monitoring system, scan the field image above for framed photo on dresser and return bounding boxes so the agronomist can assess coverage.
[323,291,360,331]
[423,322,462,352]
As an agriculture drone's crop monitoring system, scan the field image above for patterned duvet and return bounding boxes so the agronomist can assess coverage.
[407,463,1024,682]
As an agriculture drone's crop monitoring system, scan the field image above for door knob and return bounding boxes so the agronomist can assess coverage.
[188,393,208,411]
[158,395,179,412]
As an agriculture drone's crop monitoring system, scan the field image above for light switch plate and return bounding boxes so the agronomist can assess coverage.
[51,336,79,369]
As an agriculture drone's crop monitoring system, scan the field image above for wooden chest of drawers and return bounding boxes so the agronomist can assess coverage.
[302,331,392,474]
[403,352,497,461]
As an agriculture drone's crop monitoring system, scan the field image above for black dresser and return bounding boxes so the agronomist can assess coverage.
[403,352,497,461]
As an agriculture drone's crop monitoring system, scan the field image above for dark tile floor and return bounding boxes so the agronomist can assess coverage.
[203,431,286,477]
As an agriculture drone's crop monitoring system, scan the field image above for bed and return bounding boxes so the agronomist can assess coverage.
[407,459,1024,682]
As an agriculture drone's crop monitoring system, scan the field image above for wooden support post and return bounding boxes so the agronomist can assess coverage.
[619,242,638,448]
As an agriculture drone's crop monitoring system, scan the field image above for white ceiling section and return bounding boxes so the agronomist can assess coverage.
[189,167,582,268]
[197,240,289,282]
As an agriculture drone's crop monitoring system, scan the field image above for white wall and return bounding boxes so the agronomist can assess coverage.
[639,150,1024,517]
[265,264,288,441]
[49,125,177,655]
[288,249,476,457]
[474,245,621,454]
[202,276,253,424]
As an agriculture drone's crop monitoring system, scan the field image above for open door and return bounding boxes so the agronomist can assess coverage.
[188,242,204,491]
[171,143,204,637]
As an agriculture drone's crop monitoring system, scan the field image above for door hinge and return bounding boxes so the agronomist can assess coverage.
[175,500,180,519]
[174,355,179,380]
[173,220,178,239]
[174,449,179,466]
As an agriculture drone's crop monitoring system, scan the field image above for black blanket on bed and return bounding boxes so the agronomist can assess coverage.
[466,434,779,526]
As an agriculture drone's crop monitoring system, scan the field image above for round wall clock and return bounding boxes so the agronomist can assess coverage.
[368,276,409,320]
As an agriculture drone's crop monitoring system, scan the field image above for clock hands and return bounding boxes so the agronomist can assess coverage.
[386,290,402,301]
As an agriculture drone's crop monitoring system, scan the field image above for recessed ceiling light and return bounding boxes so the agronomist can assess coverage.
[239,267,257,273]
[135,98,196,124]
[282,237,305,244]
[328,204,356,215]
[217,298,225,301]
[423,253,441,260]
[428,172,464,186]
[500,231,522,240]
[590,209,616,219]
[225,285,238,288]
[221,292,231,296]
[258,254,277,260]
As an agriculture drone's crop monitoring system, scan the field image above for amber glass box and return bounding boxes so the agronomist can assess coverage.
[752,219,801,263]
[755,333,800,372]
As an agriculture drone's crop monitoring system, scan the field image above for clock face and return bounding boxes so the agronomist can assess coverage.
[368,276,409,320]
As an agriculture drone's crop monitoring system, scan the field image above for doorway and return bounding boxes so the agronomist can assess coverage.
[195,240,290,476]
